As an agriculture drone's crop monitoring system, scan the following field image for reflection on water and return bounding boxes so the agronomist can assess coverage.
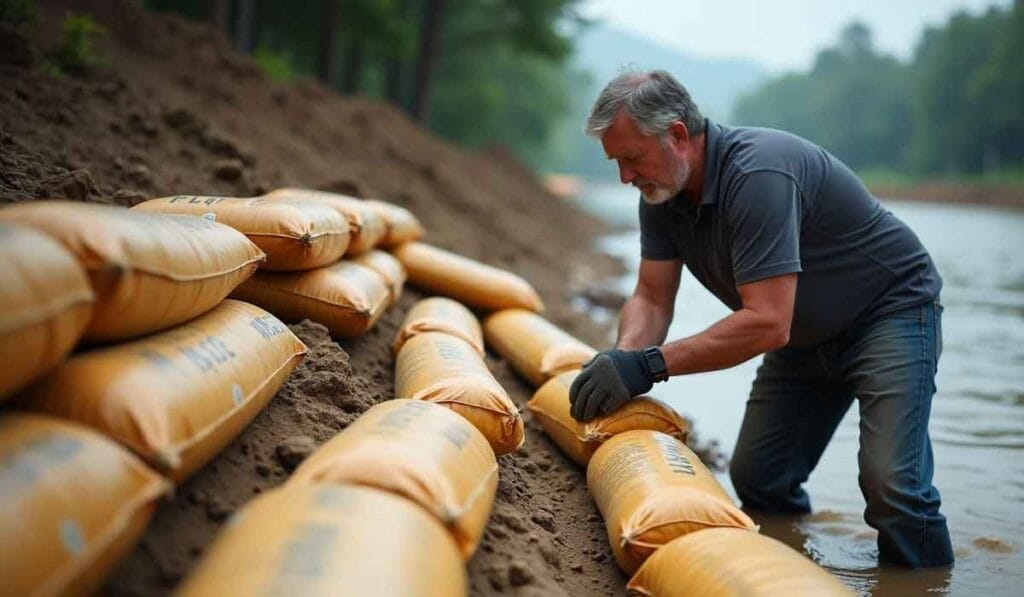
[576,184,1024,596]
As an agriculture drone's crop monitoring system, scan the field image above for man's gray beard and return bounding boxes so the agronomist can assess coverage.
[641,160,690,205]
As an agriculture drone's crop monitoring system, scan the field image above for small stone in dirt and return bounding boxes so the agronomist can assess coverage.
[275,435,316,470]
[591,552,607,563]
[487,567,506,591]
[113,188,147,206]
[508,562,534,587]
[205,497,232,522]
[570,563,584,573]
[213,158,244,182]
[531,511,556,533]
[587,513,601,522]
[255,462,271,477]
[496,512,529,534]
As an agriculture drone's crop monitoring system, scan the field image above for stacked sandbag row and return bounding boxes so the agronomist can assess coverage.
[133,188,423,338]
[477,308,851,595]
[0,201,308,594]
[179,400,485,596]
[392,297,524,456]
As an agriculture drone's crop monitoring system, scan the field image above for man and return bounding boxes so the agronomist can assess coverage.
[569,70,953,568]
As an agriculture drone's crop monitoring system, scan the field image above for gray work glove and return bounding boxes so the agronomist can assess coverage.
[568,349,655,422]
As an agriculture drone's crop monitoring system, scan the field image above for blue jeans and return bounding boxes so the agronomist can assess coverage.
[729,302,954,568]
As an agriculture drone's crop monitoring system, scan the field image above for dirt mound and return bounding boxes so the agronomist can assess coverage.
[1,2,715,594]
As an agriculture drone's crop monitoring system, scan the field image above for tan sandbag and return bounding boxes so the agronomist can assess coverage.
[528,370,689,466]
[177,484,468,597]
[0,413,171,597]
[352,249,406,303]
[393,242,544,312]
[0,223,94,401]
[588,430,757,575]
[0,201,265,342]
[627,528,855,597]
[484,309,597,387]
[393,297,484,356]
[289,400,497,558]
[133,195,350,270]
[15,300,306,482]
[364,199,425,247]
[264,188,387,255]
[231,260,390,338]
[395,332,524,456]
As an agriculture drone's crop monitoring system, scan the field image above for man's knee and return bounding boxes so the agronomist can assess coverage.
[728,448,809,513]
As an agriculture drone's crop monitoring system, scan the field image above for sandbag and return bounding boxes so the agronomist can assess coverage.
[393,297,484,356]
[352,249,406,304]
[364,199,425,247]
[133,195,350,270]
[0,413,170,597]
[395,332,523,456]
[0,222,94,401]
[264,188,387,255]
[0,201,264,342]
[177,484,468,597]
[15,300,307,482]
[587,430,757,574]
[528,370,689,466]
[289,400,497,558]
[393,242,544,312]
[231,260,390,337]
[484,309,597,387]
[627,528,855,597]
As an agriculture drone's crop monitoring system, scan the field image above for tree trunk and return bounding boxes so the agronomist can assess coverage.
[384,0,411,110]
[317,0,340,85]
[410,0,445,123]
[208,0,229,33]
[234,0,257,53]
[340,38,365,94]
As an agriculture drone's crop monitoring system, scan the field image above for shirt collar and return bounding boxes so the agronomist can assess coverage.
[699,118,722,207]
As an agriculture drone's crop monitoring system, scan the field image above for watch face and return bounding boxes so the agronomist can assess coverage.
[644,347,668,380]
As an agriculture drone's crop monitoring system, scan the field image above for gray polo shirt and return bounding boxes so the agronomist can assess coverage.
[640,119,941,348]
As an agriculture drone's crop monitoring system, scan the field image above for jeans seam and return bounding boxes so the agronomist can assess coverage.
[914,303,927,556]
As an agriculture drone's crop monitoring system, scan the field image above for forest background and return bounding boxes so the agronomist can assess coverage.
[71,0,1024,187]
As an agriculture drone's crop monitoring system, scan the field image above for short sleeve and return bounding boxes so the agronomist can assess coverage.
[726,171,803,285]
[638,200,680,261]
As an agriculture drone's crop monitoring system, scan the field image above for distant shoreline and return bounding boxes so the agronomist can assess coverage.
[545,174,1024,210]
[868,181,1024,209]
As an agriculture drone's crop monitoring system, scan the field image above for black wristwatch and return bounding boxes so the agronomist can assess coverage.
[642,346,669,383]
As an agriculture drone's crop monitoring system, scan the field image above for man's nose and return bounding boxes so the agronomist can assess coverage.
[618,163,636,185]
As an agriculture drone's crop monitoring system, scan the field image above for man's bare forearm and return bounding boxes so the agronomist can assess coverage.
[616,294,674,350]
[661,307,789,376]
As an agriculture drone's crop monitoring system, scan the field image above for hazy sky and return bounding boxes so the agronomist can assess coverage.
[583,0,1012,71]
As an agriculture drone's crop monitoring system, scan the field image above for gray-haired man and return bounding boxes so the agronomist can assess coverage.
[569,70,953,568]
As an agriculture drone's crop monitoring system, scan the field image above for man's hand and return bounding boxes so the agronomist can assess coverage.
[569,349,655,422]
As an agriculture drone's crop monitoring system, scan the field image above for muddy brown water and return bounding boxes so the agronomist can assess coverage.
[576,185,1024,596]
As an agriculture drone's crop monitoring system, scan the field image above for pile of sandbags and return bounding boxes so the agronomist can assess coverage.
[133,190,423,338]
[180,399,497,596]
[0,200,311,593]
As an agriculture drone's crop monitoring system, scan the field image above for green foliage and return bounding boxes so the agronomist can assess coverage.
[734,5,1024,177]
[54,13,105,73]
[733,22,911,171]
[0,0,36,29]
[254,45,296,81]
[428,0,583,169]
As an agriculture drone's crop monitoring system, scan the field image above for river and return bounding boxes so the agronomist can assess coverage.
[572,181,1024,596]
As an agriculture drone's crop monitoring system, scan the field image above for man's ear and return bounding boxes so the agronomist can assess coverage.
[668,121,690,147]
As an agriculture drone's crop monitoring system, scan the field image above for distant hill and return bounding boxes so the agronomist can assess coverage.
[553,23,767,178]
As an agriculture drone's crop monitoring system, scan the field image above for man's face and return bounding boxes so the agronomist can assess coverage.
[601,111,690,205]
